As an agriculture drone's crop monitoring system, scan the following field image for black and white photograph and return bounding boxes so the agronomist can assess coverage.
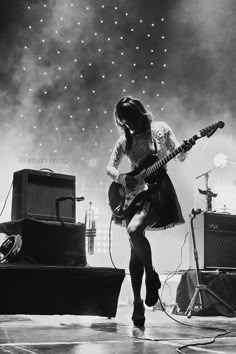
[0,0,236,353]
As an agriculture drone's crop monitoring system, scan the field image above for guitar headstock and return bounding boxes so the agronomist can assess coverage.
[199,121,225,139]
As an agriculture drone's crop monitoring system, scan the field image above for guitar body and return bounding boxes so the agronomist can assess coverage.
[108,154,163,217]
[108,181,125,215]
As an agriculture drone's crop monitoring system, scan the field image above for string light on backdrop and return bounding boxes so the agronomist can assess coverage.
[0,0,168,225]
[7,0,168,193]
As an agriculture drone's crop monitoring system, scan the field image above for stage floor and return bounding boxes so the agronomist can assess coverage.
[1,304,236,353]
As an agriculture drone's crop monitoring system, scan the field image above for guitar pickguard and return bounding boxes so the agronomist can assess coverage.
[122,179,147,211]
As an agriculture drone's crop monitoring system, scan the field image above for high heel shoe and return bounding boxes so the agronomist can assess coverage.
[145,270,161,307]
[132,300,145,327]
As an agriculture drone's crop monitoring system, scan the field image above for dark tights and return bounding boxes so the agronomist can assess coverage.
[126,204,159,303]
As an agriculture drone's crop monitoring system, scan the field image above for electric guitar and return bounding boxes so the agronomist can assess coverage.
[108,121,225,218]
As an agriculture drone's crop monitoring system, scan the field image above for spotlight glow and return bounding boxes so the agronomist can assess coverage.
[213,153,228,168]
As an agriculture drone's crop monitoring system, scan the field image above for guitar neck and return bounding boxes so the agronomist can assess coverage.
[142,120,224,179]
[144,144,186,178]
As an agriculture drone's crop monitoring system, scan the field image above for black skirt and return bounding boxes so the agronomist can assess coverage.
[113,169,185,230]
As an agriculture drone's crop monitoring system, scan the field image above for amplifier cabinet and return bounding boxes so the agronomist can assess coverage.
[11,169,76,222]
[189,212,236,270]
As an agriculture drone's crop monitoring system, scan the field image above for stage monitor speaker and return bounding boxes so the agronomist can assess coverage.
[189,212,236,270]
[11,169,76,223]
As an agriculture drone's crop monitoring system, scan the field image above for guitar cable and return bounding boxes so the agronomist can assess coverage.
[108,213,118,270]
[0,181,13,218]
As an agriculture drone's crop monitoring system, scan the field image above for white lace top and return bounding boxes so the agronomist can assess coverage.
[107,121,187,184]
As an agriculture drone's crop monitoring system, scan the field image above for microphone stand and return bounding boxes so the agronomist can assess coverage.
[195,169,217,212]
[85,202,96,255]
[185,208,236,318]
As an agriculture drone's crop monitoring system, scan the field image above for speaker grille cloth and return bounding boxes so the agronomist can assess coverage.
[205,231,236,268]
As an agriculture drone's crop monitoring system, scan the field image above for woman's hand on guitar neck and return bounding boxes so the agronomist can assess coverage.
[182,139,196,152]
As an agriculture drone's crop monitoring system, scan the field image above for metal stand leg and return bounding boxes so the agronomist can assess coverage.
[185,284,236,318]
[185,209,236,319]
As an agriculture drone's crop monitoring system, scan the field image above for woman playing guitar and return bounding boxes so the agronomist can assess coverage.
[107,96,194,327]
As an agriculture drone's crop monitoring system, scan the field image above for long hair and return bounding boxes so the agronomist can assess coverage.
[114,96,152,153]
